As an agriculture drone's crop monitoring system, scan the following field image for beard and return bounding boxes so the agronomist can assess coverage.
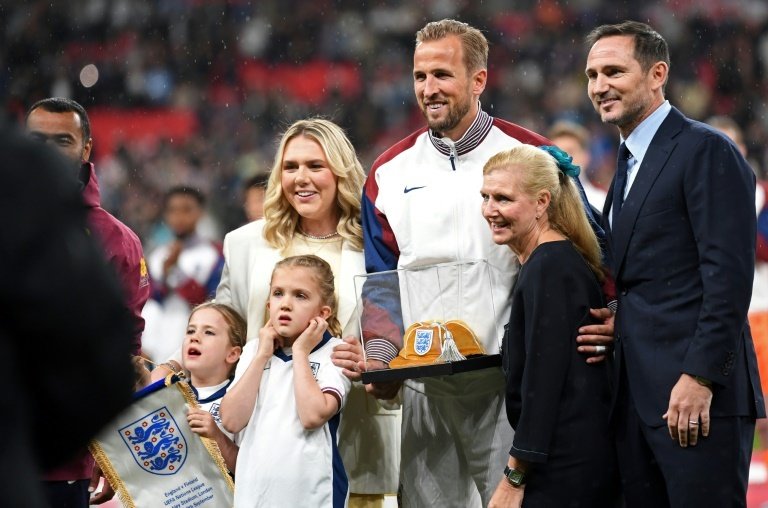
[597,92,649,133]
[422,95,473,135]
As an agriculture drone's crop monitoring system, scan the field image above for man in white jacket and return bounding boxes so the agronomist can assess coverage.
[361,19,613,507]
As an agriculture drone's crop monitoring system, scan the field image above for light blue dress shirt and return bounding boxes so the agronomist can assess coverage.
[610,100,672,226]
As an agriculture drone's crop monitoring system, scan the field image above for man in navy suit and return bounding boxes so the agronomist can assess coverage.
[585,21,764,507]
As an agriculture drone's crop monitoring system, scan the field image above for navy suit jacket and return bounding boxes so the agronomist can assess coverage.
[604,106,765,426]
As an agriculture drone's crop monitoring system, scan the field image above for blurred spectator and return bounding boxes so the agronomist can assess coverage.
[142,186,224,363]
[706,115,762,173]
[242,173,269,223]
[547,120,608,210]
[0,121,135,508]
[708,115,768,454]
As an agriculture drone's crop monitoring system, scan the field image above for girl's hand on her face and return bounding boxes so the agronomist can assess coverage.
[256,324,281,359]
[293,317,328,356]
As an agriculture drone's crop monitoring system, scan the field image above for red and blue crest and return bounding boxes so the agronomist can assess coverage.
[119,406,187,475]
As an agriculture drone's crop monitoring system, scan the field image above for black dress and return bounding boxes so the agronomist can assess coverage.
[503,240,619,507]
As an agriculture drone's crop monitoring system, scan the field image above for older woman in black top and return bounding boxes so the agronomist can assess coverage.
[482,144,619,507]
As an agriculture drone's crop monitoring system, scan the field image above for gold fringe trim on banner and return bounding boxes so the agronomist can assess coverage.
[165,371,179,387]
[89,439,136,508]
[175,381,235,492]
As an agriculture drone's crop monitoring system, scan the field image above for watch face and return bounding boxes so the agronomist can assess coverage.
[505,466,526,486]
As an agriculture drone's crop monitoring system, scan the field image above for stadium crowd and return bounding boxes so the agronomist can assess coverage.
[3,0,768,242]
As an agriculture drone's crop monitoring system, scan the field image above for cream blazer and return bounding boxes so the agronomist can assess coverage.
[216,219,400,494]
[216,219,362,340]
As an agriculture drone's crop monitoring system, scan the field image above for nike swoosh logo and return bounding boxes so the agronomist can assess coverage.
[403,185,427,194]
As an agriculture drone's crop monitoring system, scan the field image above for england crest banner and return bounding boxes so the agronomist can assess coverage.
[90,376,234,508]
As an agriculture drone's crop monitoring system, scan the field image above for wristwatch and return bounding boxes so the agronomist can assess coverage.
[503,465,526,488]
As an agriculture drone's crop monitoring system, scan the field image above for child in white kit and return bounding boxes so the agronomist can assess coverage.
[221,255,352,507]
[183,302,245,473]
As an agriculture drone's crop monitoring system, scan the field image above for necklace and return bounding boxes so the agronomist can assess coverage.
[299,227,339,240]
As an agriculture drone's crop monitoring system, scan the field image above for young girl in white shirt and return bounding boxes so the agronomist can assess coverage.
[183,301,245,473]
[221,255,351,507]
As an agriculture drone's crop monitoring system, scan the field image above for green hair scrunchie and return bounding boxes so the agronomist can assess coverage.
[539,145,581,178]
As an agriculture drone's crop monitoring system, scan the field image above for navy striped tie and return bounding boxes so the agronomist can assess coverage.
[612,142,631,219]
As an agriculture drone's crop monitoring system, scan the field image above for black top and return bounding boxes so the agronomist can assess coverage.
[503,240,611,464]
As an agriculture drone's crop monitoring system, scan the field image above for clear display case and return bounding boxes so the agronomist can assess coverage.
[356,260,506,383]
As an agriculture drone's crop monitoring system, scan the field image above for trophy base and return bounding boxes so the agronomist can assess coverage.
[361,354,501,384]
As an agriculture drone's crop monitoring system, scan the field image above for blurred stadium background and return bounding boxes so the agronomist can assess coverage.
[6,1,768,505]
[4,0,768,250]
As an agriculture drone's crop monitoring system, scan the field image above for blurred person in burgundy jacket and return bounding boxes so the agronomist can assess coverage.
[26,97,150,507]
[0,121,135,507]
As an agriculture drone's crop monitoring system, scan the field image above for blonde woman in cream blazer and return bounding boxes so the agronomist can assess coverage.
[217,119,401,506]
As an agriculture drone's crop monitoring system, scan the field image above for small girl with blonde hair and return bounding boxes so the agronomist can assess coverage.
[221,254,352,507]
[183,301,245,473]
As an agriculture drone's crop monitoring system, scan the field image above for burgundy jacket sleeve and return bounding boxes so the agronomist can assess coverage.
[97,227,150,355]
[116,241,150,354]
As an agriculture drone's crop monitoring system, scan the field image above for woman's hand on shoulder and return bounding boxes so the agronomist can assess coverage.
[331,336,363,381]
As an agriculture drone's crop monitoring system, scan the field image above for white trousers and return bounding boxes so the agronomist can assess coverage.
[399,368,512,508]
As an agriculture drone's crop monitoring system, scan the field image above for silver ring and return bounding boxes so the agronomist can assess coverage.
[689,420,699,425]
[595,345,606,354]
